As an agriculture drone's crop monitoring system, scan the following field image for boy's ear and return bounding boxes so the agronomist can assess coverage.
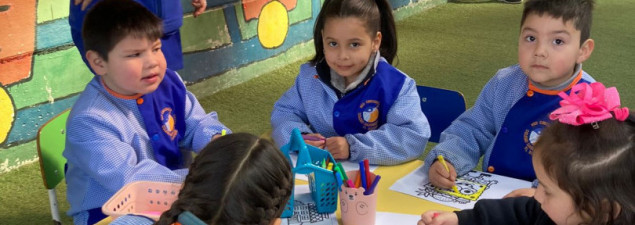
[86,50,107,76]
[373,31,382,52]
[576,39,595,64]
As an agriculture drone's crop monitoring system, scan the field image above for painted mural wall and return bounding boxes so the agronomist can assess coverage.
[0,0,443,173]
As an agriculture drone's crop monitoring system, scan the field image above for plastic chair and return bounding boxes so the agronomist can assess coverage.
[416,85,467,143]
[37,109,70,225]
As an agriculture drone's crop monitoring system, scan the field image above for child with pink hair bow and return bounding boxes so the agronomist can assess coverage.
[419,82,634,225]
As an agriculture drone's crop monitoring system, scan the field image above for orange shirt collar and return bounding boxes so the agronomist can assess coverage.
[528,70,583,95]
[99,77,143,100]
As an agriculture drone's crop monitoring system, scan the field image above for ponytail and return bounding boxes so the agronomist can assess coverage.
[373,0,398,64]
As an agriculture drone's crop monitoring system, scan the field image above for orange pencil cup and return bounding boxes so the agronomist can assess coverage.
[339,170,378,225]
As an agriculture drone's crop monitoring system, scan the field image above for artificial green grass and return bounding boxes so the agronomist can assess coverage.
[1,1,633,224]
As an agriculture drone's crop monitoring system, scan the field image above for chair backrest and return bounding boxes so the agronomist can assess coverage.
[37,109,70,189]
[416,86,467,143]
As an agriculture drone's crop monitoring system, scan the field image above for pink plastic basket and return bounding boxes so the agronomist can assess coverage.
[102,181,182,221]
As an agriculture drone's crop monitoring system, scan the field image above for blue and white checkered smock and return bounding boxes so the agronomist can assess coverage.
[63,73,228,224]
[423,64,594,177]
[109,215,154,225]
[271,59,430,165]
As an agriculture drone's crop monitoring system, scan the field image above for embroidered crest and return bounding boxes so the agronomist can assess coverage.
[523,120,550,154]
[161,107,178,140]
[358,100,380,130]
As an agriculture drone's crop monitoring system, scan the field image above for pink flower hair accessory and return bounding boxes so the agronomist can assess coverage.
[549,82,629,126]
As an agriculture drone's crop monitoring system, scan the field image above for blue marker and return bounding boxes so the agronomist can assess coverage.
[359,161,367,191]
[366,175,381,195]
[335,171,343,191]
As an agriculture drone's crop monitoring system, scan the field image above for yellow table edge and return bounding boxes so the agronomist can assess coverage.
[97,159,457,224]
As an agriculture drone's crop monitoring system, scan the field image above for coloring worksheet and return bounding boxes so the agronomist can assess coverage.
[389,165,532,210]
[281,185,338,225]
[289,153,377,181]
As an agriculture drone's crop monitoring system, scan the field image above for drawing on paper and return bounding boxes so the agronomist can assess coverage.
[286,199,332,224]
[415,171,499,204]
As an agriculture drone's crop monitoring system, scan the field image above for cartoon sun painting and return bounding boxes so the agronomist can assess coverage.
[242,0,297,48]
[0,0,36,144]
[0,86,14,145]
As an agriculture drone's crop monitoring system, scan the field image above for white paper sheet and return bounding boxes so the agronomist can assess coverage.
[281,185,338,225]
[289,153,377,181]
[389,165,532,210]
[376,212,421,224]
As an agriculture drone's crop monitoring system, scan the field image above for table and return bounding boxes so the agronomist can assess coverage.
[97,159,456,224]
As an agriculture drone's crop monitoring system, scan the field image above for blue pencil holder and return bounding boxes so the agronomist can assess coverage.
[280,128,338,217]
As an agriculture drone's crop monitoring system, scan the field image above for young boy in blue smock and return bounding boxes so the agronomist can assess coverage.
[62,0,230,224]
[424,0,596,195]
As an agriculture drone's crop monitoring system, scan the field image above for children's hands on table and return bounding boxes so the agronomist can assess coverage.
[325,136,349,159]
[418,211,458,225]
[429,160,457,189]
[504,187,536,198]
[304,133,326,149]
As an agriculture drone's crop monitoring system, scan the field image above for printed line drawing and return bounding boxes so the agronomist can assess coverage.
[390,165,531,210]
[415,171,499,204]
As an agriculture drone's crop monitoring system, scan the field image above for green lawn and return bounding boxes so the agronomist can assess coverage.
[1,1,633,224]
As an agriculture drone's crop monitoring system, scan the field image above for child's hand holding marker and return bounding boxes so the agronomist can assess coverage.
[324,136,350,160]
[417,211,458,225]
[429,155,458,190]
[301,133,326,149]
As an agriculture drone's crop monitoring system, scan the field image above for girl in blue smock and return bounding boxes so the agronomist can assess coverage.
[271,0,430,165]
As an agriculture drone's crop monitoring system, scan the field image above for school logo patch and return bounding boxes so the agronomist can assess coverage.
[161,107,178,140]
[523,120,550,155]
[358,100,380,130]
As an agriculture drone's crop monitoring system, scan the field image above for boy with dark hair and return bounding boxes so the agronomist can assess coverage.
[63,0,229,224]
[424,0,596,192]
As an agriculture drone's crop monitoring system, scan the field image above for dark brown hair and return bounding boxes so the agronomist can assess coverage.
[155,133,293,225]
[310,0,397,65]
[82,0,163,61]
[521,0,595,46]
[534,114,635,224]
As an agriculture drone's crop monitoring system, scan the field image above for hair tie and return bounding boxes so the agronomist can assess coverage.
[549,82,629,126]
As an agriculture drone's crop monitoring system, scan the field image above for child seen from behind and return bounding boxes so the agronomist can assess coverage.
[110,133,293,225]
[419,82,633,225]
[271,0,430,165]
[63,0,230,224]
